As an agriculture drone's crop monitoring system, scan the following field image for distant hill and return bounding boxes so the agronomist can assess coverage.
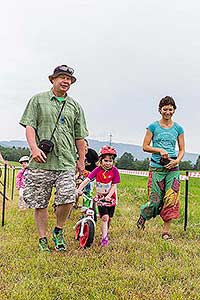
[0,140,28,148]
[0,139,198,163]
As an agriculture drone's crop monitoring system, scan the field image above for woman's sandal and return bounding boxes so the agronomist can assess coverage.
[162,232,173,241]
[137,215,146,230]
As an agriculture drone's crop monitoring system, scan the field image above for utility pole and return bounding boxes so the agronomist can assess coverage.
[109,133,112,146]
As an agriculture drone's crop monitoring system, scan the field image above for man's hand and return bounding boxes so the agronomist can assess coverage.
[76,189,83,200]
[76,159,85,174]
[31,146,47,163]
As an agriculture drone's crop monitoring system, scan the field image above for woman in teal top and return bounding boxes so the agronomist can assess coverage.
[137,96,185,240]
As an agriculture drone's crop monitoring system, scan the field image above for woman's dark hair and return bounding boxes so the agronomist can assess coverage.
[158,96,177,111]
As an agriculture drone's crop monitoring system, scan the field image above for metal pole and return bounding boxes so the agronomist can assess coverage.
[184,171,189,231]
[7,166,10,188]
[109,133,112,146]
[2,164,7,227]
[11,167,16,200]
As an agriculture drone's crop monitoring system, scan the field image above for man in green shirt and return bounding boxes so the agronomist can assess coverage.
[20,65,88,252]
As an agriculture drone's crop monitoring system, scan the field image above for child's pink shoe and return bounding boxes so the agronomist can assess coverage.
[101,236,109,247]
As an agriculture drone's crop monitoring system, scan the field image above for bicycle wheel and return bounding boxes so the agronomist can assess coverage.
[75,224,81,240]
[79,220,95,248]
[93,202,97,222]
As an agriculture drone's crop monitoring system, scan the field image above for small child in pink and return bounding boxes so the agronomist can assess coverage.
[77,146,120,247]
[16,156,29,210]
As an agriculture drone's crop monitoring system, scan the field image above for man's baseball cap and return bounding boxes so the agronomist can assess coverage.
[48,65,76,84]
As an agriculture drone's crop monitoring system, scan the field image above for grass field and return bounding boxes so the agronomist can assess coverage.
[0,171,200,300]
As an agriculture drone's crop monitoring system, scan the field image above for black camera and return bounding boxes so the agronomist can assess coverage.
[159,157,170,166]
[38,139,54,154]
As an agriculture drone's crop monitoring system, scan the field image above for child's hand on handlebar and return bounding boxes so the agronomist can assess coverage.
[76,189,83,197]
[105,195,112,202]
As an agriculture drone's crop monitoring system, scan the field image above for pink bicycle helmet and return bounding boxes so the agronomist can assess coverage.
[99,145,117,158]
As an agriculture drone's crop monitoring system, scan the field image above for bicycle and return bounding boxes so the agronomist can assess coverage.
[74,193,97,248]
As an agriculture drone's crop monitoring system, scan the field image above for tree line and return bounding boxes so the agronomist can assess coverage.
[0,145,30,163]
[1,145,200,171]
[115,152,200,171]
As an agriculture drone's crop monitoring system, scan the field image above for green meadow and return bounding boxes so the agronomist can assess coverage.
[0,171,200,300]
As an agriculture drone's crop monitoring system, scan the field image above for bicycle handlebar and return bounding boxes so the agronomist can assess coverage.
[79,192,112,204]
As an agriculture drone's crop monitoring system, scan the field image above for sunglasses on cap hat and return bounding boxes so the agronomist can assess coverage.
[54,65,74,75]
[49,65,76,84]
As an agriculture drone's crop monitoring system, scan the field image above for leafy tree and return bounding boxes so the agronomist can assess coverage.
[194,155,200,170]
[116,153,150,170]
[0,145,30,162]
[116,151,198,171]
[116,152,135,169]
[179,160,193,170]
[133,158,150,170]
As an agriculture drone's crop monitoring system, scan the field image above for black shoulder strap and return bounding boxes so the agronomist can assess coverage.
[50,101,66,140]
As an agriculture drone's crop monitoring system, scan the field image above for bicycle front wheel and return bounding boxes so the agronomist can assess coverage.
[79,220,95,248]
[75,224,81,240]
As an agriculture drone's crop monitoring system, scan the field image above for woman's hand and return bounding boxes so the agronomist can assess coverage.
[159,149,169,158]
[165,159,179,169]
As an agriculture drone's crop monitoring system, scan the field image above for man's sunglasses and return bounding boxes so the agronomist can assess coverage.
[57,65,74,75]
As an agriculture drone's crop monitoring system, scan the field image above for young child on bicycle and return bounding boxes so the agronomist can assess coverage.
[77,145,120,247]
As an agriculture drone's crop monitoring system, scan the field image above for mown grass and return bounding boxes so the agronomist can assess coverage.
[0,173,200,300]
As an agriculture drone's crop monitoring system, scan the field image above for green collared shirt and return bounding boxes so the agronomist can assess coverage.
[20,90,88,171]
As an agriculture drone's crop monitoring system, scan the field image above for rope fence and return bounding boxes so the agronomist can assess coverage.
[0,165,20,226]
[119,169,200,179]
[1,165,199,229]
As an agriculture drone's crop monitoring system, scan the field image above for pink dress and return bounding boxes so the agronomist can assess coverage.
[16,168,28,210]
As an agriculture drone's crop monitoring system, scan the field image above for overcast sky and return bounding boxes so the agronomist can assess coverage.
[0,0,199,153]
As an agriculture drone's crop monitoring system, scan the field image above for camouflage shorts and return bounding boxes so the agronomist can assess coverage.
[23,169,76,209]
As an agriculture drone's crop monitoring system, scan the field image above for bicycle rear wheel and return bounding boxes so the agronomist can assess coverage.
[79,220,95,248]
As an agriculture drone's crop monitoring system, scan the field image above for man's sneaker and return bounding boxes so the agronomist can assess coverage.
[52,229,66,251]
[137,215,146,230]
[39,237,50,252]
[101,236,109,247]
